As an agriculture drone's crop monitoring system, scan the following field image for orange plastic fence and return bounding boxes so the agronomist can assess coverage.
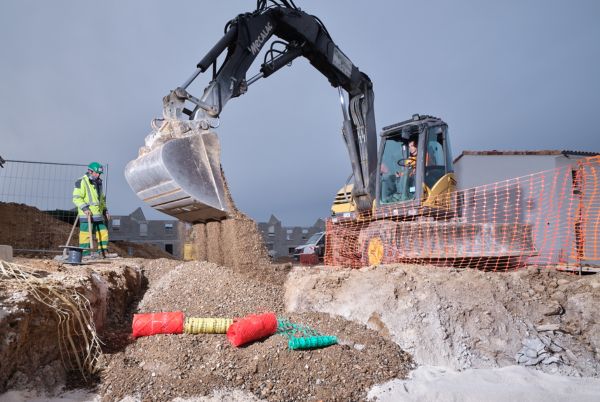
[226,313,278,347]
[325,156,600,270]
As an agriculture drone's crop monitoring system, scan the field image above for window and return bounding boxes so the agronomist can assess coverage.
[165,223,174,233]
[165,244,174,255]
[424,126,448,189]
[140,222,148,237]
[286,229,293,241]
[112,218,120,231]
[379,135,416,204]
[288,247,296,255]
[306,232,323,245]
[268,225,275,237]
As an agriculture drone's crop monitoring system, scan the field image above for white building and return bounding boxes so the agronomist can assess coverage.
[453,150,599,267]
[453,150,598,190]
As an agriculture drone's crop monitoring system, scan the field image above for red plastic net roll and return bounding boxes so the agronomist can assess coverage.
[132,311,184,338]
[226,312,277,347]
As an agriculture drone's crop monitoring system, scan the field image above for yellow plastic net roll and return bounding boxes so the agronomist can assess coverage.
[184,317,233,334]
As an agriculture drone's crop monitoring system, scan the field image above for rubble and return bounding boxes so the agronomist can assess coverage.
[285,265,600,377]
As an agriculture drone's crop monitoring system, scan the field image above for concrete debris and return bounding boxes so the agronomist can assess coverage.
[543,302,564,316]
[515,337,564,367]
[0,245,13,262]
[536,323,561,332]
[285,265,600,377]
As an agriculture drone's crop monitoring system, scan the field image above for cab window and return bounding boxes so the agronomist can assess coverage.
[379,136,416,204]
[424,127,447,189]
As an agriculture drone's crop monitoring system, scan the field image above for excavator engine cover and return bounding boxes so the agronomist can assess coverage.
[125,123,228,223]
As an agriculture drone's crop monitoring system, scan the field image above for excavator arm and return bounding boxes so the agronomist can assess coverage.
[126,2,377,222]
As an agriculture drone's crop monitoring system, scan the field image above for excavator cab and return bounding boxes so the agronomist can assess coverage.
[376,115,456,213]
[331,115,456,218]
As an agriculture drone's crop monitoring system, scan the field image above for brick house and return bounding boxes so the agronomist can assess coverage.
[108,207,186,258]
[257,214,326,258]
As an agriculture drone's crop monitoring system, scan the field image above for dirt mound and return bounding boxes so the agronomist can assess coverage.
[286,264,600,377]
[100,260,413,401]
[0,202,73,251]
[0,202,175,259]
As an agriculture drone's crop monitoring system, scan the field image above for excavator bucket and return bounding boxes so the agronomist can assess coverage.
[124,129,229,223]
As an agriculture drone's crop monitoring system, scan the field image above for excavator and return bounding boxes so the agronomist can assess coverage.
[125,1,534,267]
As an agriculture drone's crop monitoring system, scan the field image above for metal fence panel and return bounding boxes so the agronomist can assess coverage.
[0,160,108,255]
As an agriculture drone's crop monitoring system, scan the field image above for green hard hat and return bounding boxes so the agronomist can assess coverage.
[88,162,104,174]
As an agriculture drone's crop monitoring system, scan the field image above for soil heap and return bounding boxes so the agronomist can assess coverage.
[0,202,173,259]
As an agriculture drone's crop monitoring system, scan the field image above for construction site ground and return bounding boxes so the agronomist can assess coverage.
[2,254,600,401]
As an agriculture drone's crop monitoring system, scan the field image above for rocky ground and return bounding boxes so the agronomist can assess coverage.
[286,264,600,377]
[1,244,600,401]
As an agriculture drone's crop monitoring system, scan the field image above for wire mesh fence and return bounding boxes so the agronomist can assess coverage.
[325,156,600,271]
[0,159,108,255]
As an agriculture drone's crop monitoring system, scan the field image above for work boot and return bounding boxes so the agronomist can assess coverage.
[99,250,119,259]
[82,254,98,262]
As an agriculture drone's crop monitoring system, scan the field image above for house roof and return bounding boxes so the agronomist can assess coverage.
[129,207,146,221]
[453,150,599,164]
[267,214,280,225]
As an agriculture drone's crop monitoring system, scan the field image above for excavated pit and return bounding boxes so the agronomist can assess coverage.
[2,171,600,400]
[0,258,145,392]
[0,257,413,401]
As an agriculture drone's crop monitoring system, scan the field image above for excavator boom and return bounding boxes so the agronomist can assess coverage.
[125,2,377,223]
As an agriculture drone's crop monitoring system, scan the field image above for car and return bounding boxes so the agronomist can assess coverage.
[293,231,326,263]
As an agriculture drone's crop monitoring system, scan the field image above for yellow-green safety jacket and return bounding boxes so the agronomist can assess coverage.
[73,174,107,222]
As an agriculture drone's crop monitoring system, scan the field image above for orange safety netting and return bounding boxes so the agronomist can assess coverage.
[325,156,600,270]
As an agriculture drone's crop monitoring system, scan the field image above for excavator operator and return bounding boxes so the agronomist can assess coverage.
[397,138,418,174]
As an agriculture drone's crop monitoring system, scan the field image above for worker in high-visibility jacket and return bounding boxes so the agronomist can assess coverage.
[73,162,110,257]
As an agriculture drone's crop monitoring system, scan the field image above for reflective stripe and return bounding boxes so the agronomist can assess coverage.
[78,214,105,222]
[82,178,100,206]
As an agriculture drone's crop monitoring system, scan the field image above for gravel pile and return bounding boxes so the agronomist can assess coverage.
[99,260,413,401]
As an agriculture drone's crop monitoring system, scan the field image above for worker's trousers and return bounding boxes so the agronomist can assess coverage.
[79,220,109,256]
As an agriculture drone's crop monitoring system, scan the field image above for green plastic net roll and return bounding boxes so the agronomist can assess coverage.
[276,318,338,350]
[288,335,338,350]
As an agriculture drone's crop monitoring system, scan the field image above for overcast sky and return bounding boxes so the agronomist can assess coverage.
[1,0,599,226]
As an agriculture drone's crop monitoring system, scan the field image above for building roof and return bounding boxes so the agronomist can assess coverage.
[267,214,280,225]
[129,207,146,221]
[453,150,599,164]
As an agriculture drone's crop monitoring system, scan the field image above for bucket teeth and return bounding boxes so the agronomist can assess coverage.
[125,129,228,223]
